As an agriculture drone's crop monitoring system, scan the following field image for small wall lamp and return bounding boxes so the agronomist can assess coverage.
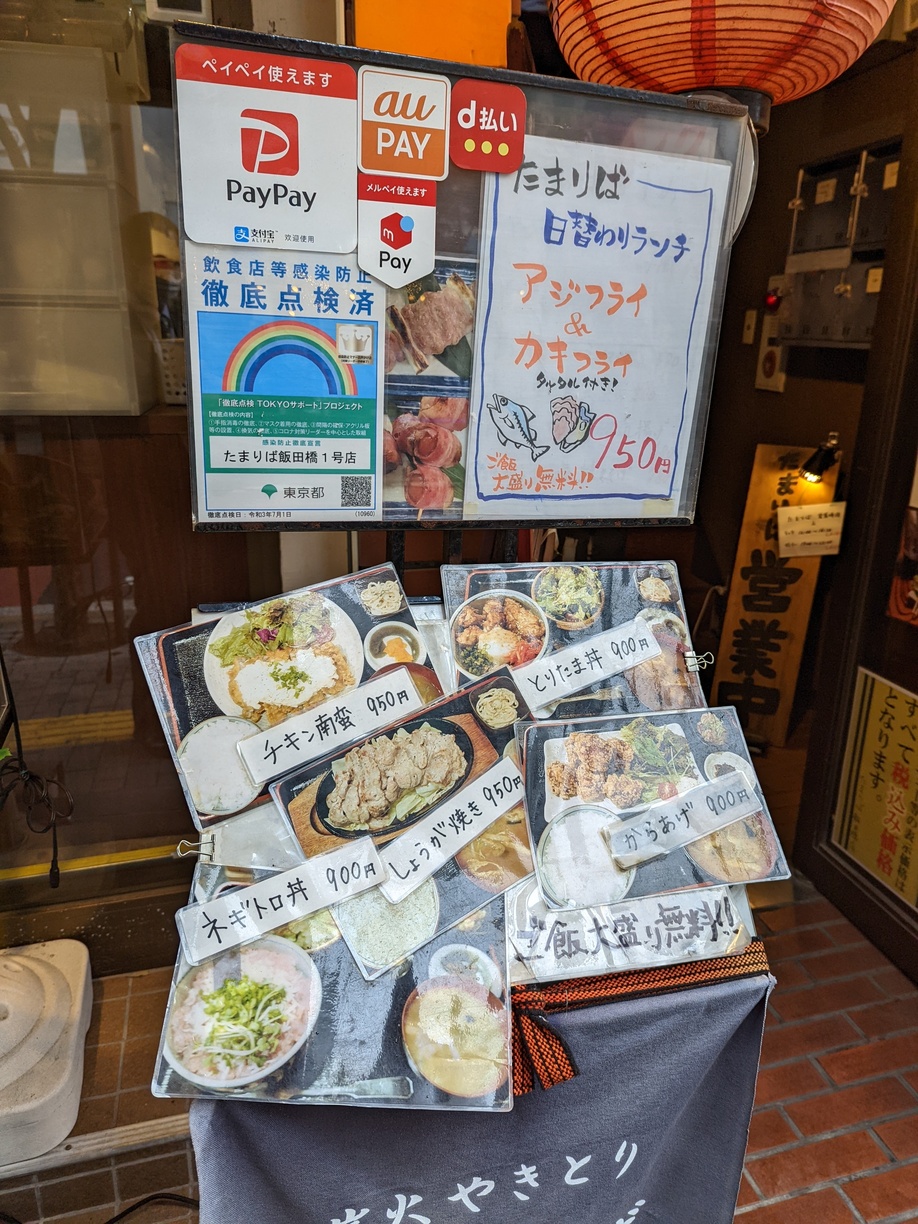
[800,431,841,484]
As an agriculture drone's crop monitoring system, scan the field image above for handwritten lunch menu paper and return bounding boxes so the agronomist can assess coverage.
[464,134,731,519]
[777,502,846,558]
[510,884,749,982]
[512,617,661,710]
[177,839,385,964]
[379,759,524,903]
[605,771,761,868]
[238,667,425,785]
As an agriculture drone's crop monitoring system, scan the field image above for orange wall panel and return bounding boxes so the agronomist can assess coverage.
[354,1,510,68]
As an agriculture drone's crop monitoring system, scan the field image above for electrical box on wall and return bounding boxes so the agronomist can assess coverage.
[780,144,898,352]
[755,276,787,392]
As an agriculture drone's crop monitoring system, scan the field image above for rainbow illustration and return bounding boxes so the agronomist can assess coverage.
[222,320,358,395]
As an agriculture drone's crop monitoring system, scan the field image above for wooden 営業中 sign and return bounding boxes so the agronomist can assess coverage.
[712,444,839,747]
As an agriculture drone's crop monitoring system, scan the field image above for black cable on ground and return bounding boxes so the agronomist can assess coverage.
[0,1191,199,1224]
[106,1191,200,1221]
[0,645,74,888]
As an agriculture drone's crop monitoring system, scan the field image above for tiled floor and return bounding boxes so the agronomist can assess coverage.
[72,968,188,1140]
[738,888,918,1222]
[0,968,194,1224]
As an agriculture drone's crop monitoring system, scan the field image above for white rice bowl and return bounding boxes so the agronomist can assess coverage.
[163,937,321,1088]
[177,717,261,816]
[537,805,634,909]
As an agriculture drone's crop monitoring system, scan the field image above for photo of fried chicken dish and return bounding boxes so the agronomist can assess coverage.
[325,723,467,834]
[547,732,639,806]
[452,594,547,677]
[545,721,700,810]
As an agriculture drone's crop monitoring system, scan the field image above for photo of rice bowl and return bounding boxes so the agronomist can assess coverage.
[176,716,261,816]
[203,592,364,728]
[334,877,440,972]
[537,805,635,909]
[163,937,322,1088]
[450,590,549,680]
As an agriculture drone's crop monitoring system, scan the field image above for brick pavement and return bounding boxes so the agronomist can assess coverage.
[738,895,918,1223]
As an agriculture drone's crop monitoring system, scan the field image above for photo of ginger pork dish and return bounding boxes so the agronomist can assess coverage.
[316,718,471,837]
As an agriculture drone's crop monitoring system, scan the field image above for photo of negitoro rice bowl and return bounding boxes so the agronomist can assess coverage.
[163,937,322,1089]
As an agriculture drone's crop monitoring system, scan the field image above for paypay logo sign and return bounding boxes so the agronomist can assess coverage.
[175,44,358,252]
[240,109,299,175]
[358,66,450,180]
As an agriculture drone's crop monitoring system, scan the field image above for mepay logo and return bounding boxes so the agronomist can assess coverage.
[240,109,299,176]
[380,212,413,251]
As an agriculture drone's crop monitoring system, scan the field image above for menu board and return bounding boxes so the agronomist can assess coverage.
[174,29,748,528]
[441,562,706,716]
[135,565,441,831]
[271,674,533,978]
[463,135,731,520]
[519,707,789,911]
[143,556,773,1118]
[154,864,513,1112]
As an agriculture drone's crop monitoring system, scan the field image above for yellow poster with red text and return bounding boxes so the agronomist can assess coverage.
[833,668,918,909]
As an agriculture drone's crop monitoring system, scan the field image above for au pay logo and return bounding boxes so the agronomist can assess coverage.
[240,110,299,176]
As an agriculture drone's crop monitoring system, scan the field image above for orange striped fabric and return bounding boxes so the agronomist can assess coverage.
[511,938,771,1094]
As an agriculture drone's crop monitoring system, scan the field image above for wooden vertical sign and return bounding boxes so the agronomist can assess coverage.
[712,444,839,747]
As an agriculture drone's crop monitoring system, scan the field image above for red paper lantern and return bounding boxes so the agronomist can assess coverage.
[551,0,896,107]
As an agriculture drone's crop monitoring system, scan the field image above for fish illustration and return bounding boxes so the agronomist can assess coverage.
[488,394,549,462]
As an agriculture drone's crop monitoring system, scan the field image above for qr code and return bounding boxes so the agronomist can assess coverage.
[341,476,372,507]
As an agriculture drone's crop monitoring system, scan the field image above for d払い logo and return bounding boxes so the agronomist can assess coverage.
[240,110,299,176]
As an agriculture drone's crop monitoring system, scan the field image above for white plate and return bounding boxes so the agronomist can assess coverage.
[542,724,701,823]
[537,804,635,909]
[427,944,503,996]
[363,620,428,672]
[203,595,364,725]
